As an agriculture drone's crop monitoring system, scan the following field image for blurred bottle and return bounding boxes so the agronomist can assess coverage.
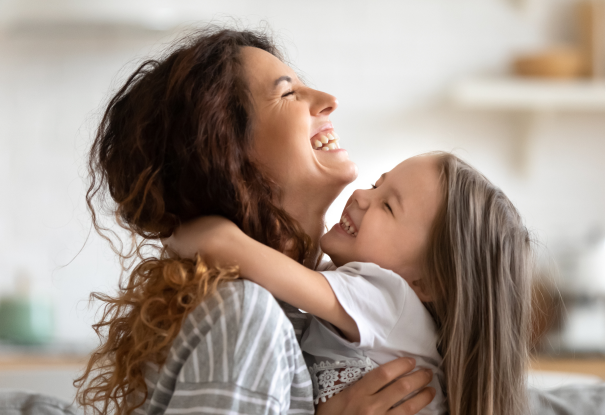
[511,0,605,80]
[575,237,605,294]
[0,269,54,344]
[579,0,605,79]
[559,236,605,353]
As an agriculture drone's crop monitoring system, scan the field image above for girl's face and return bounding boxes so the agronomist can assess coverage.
[320,155,443,301]
[241,47,358,210]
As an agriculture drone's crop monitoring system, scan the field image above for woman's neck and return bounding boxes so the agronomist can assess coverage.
[282,195,327,268]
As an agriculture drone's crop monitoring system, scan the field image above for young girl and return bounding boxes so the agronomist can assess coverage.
[169,152,532,415]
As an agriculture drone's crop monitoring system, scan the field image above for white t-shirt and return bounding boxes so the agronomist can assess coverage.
[301,261,446,414]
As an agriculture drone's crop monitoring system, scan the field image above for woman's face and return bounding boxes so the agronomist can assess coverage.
[241,47,358,214]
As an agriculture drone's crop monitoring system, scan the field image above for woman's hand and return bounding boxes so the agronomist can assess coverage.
[315,358,435,415]
[163,216,242,263]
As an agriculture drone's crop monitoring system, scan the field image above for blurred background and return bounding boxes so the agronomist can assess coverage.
[0,0,603,403]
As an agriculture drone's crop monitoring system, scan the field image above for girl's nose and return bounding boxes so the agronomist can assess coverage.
[351,188,371,210]
[309,89,338,116]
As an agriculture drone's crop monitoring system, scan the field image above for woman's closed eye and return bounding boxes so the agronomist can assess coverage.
[281,90,295,98]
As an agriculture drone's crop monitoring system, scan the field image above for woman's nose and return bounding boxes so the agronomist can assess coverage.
[309,89,338,116]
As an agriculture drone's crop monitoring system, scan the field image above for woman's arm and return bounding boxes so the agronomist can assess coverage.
[317,358,437,415]
[166,216,360,342]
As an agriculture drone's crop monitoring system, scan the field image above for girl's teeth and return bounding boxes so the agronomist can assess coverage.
[328,143,337,150]
[327,132,335,141]
[340,215,357,236]
[314,140,322,148]
[320,135,329,144]
[322,147,330,151]
[332,132,340,141]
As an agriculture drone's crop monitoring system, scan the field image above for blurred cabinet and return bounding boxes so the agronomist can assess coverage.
[530,356,605,380]
[0,353,88,403]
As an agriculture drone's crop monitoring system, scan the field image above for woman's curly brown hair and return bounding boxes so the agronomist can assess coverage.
[75,27,315,415]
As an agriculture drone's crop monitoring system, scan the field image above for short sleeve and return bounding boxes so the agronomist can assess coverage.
[319,262,409,350]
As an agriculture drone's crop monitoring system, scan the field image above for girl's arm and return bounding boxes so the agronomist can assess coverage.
[166,216,360,342]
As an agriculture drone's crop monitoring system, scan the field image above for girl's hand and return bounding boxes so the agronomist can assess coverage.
[315,358,435,415]
[163,216,242,263]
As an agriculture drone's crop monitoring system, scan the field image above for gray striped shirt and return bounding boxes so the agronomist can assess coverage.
[138,280,314,415]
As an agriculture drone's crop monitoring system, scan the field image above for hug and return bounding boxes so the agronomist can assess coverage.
[74,27,592,415]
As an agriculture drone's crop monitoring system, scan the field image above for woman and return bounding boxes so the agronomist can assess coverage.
[76,28,435,414]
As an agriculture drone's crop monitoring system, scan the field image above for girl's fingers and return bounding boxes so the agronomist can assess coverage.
[388,387,437,415]
[353,357,417,395]
[376,368,434,410]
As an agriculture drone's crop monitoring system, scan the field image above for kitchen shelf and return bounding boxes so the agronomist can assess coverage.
[450,76,604,174]
[451,77,605,112]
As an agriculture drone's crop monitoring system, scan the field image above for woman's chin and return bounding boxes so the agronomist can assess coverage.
[315,151,358,186]
[341,159,359,183]
[318,158,358,187]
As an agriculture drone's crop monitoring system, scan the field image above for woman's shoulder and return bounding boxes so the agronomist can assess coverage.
[186,280,307,346]
[144,279,313,413]
[188,280,282,327]
[213,279,278,308]
[165,280,299,377]
[224,280,309,343]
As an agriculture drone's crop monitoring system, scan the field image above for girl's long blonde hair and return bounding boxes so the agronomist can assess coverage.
[425,153,532,415]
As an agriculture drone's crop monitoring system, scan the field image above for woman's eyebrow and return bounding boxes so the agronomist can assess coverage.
[274,75,292,87]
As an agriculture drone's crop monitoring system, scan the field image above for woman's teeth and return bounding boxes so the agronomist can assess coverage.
[340,215,358,236]
[313,132,340,151]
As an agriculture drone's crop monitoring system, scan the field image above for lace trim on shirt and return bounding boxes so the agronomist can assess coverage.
[309,357,377,404]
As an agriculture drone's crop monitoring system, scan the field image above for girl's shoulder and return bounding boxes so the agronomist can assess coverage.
[315,258,337,272]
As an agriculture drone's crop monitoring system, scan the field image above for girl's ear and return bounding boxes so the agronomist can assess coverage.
[411,278,432,302]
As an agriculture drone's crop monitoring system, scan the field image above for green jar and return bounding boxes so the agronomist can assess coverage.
[0,296,54,344]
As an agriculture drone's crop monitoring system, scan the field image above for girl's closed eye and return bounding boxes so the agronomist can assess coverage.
[369,183,392,214]
[281,90,295,98]
[384,202,393,215]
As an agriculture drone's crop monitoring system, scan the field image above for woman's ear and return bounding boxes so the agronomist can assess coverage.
[411,278,432,302]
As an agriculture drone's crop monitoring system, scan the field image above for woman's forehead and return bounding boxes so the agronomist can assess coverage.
[241,47,297,92]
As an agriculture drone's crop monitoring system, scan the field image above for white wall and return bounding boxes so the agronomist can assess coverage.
[0,0,603,344]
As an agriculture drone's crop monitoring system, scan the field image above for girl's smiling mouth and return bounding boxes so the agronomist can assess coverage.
[339,212,358,236]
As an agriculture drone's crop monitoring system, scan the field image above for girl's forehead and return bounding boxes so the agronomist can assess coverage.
[382,156,442,206]
[389,155,439,179]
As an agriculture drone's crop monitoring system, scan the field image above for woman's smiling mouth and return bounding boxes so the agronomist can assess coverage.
[310,129,340,151]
